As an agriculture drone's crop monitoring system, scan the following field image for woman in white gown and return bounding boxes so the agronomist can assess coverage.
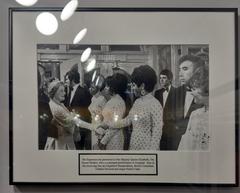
[97,73,128,150]
[75,73,128,150]
[89,75,107,123]
[96,65,163,150]
[178,66,210,151]
[88,75,108,149]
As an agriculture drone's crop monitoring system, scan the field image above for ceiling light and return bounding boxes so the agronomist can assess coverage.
[73,28,87,44]
[80,48,91,63]
[15,0,38,6]
[36,12,58,36]
[61,0,79,21]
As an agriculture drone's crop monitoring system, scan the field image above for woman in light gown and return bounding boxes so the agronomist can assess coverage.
[44,80,81,150]
[89,75,107,123]
[178,66,210,151]
[75,73,128,150]
[96,65,163,150]
[97,73,128,150]
[88,75,108,149]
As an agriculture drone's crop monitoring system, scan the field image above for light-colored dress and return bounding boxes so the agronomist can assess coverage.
[100,94,126,150]
[109,94,163,150]
[88,94,107,148]
[178,107,209,151]
[45,100,77,150]
[89,95,107,122]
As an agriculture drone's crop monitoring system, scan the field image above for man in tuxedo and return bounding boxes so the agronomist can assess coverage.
[154,69,176,150]
[175,55,204,150]
[66,70,92,150]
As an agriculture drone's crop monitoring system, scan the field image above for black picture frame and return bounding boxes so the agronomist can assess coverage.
[9,7,238,186]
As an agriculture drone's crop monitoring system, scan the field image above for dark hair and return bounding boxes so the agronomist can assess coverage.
[160,69,173,81]
[131,65,157,92]
[68,70,80,84]
[105,76,112,84]
[107,73,128,96]
[178,54,205,71]
[189,66,209,96]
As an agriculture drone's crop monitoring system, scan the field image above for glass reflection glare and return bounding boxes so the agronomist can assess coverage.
[36,12,58,36]
[73,28,87,44]
[92,70,97,82]
[86,58,96,72]
[15,0,38,6]
[81,48,92,63]
[61,0,78,21]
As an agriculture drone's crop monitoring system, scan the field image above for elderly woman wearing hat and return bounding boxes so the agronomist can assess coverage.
[45,80,86,150]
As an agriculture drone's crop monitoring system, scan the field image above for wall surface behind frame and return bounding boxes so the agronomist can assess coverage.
[0,0,239,192]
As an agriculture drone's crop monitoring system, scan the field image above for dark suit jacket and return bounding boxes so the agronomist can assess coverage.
[67,85,92,122]
[38,91,58,149]
[155,86,176,123]
[175,85,202,149]
[154,86,177,150]
[66,85,92,150]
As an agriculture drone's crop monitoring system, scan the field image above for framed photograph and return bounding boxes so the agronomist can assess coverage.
[9,8,238,185]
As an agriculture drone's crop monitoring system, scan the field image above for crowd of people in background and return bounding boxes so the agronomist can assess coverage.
[38,54,210,151]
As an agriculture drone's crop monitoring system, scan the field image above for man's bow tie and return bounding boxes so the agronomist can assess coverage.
[163,87,169,92]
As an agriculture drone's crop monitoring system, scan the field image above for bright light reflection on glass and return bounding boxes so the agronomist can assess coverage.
[92,70,97,82]
[81,48,92,63]
[114,114,119,122]
[61,0,78,21]
[85,58,96,72]
[73,28,87,44]
[133,114,138,121]
[36,12,58,36]
[95,76,100,86]
[15,0,38,6]
[94,115,100,122]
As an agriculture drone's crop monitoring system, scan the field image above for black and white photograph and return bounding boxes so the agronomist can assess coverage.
[37,44,209,151]
[10,8,237,184]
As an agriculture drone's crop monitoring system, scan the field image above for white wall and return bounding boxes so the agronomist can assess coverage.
[0,0,240,192]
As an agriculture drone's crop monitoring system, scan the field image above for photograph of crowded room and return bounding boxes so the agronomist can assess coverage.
[37,44,209,151]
